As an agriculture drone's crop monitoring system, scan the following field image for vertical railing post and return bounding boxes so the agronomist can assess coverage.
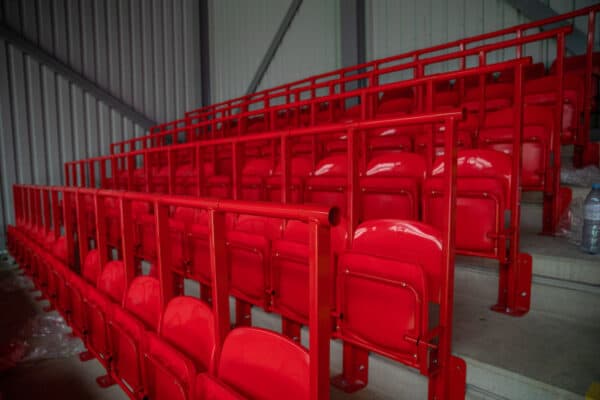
[155,201,175,309]
[100,159,107,189]
[79,162,86,188]
[346,128,359,241]
[308,219,331,400]
[126,155,135,192]
[110,157,119,190]
[547,33,565,234]
[75,191,89,264]
[167,149,175,195]
[232,142,241,200]
[280,134,291,204]
[63,190,75,268]
[207,209,230,371]
[119,196,136,284]
[90,161,96,188]
[429,114,463,399]
[94,193,109,267]
[42,189,51,235]
[581,10,597,166]
[51,190,60,239]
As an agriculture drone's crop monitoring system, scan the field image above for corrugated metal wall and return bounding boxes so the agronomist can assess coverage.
[209,0,341,104]
[0,0,202,249]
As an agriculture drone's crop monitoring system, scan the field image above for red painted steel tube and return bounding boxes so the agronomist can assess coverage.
[113,25,567,152]
[113,56,531,154]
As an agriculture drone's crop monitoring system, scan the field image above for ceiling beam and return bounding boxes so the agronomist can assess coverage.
[245,0,303,95]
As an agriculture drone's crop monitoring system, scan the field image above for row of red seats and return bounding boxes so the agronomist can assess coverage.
[7,184,464,399]
[111,149,510,262]
[9,226,309,399]
[69,108,532,316]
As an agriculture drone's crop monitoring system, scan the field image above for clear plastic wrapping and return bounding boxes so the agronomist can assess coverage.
[557,195,584,246]
[560,165,600,188]
[0,270,85,369]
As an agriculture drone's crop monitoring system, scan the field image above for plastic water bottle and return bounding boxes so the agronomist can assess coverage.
[581,183,600,254]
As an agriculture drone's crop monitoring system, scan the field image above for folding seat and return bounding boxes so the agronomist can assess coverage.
[104,198,123,248]
[205,175,232,199]
[304,155,348,215]
[462,82,513,112]
[174,162,215,196]
[239,158,273,201]
[270,220,345,330]
[359,152,426,221]
[423,149,511,257]
[142,297,216,400]
[265,157,312,203]
[414,113,477,157]
[83,260,128,373]
[246,116,266,134]
[376,88,415,115]
[478,106,553,190]
[270,221,311,325]
[67,249,102,338]
[496,62,546,83]
[335,220,442,369]
[46,236,70,314]
[227,216,283,313]
[188,213,236,288]
[524,74,583,143]
[197,328,309,400]
[366,127,413,157]
[550,52,600,106]
[433,88,460,111]
[109,276,161,398]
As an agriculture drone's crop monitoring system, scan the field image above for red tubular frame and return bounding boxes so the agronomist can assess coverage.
[68,62,535,316]
[12,113,465,399]
[11,185,337,399]
[109,26,571,155]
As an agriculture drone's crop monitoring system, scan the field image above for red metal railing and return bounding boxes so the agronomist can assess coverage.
[68,101,533,312]
[110,25,571,156]
[179,3,599,128]
[11,184,337,398]
[10,112,461,397]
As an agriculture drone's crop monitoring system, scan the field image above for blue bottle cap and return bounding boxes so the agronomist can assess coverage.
[593,183,600,190]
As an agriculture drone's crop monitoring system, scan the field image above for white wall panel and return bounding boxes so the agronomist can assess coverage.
[366,0,600,77]
[209,0,291,103]
[258,0,341,95]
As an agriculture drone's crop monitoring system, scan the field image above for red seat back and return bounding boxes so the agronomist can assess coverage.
[360,152,426,221]
[215,328,309,400]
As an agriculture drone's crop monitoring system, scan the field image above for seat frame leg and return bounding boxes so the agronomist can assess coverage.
[331,343,369,393]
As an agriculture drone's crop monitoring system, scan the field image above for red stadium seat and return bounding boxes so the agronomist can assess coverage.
[226,215,283,313]
[240,158,273,201]
[265,157,312,203]
[197,328,309,400]
[304,155,348,214]
[84,260,128,371]
[359,152,426,221]
[478,106,553,190]
[336,220,442,368]
[423,149,511,257]
[109,276,161,397]
[143,297,216,400]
